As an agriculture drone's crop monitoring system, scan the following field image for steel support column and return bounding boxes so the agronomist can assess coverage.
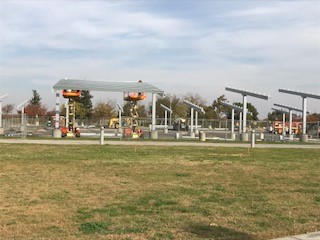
[0,101,2,128]
[231,109,235,134]
[282,112,286,137]
[55,91,60,129]
[302,97,307,135]
[151,93,157,131]
[289,110,293,135]
[190,108,194,133]
[242,95,247,133]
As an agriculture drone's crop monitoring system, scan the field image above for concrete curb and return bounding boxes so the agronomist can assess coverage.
[272,231,320,240]
[1,139,320,148]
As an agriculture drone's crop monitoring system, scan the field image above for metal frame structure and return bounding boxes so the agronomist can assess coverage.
[116,103,124,131]
[220,102,243,135]
[279,89,320,135]
[53,79,164,137]
[226,87,269,134]
[0,94,8,129]
[182,100,205,134]
[160,104,172,133]
[17,99,28,132]
[271,107,287,137]
[273,103,304,135]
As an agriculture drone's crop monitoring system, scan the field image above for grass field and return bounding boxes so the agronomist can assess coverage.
[0,144,319,239]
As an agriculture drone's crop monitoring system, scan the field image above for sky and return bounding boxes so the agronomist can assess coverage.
[0,0,320,119]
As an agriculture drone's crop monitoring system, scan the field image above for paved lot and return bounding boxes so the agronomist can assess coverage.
[272,231,320,240]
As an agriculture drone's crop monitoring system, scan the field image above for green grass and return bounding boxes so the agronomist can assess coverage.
[0,143,319,239]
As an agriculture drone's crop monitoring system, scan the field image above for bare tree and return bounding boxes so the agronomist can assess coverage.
[2,104,14,116]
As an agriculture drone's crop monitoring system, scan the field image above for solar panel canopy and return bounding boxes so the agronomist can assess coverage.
[53,79,164,95]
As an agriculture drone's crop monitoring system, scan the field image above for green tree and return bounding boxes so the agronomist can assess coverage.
[74,102,87,119]
[203,105,217,119]
[123,102,147,118]
[25,90,47,116]
[232,102,259,120]
[93,100,116,119]
[267,110,285,121]
[29,90,41,105]
[137,104,147,117]
[212,95,228,119]
[152,94,187,119]
[76,90,93,118]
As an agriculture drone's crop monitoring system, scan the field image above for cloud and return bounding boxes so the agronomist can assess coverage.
[0,0,319,117]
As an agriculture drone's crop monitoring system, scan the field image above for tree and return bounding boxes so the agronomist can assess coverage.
[212,95,229,119]
[25,90,47,116]
[137,104,147,117]
[122,102,147,118]
[76,90,93,118]
[25,104,47,117]
[203,105,217,119]
[93,100,116,119]
[267,110,285,121]
[74,102,87,119]
[123,102,132,116]
[232,102,259,120]
[2,104,14,116]
[181,92,208,119]
[307,113,320,122]
[29,90,41,105]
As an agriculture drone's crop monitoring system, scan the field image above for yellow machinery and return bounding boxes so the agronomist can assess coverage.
[61,89,81,137]
[108,117,132,129]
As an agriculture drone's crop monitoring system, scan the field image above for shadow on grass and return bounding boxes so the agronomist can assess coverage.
[186,223,255,240]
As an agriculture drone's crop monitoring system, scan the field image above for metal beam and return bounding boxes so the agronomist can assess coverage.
[226,86,269,135]
[226,87,270,100]
[53,79,164,95]
[279,89,320,100]
[271,108,288,114]
[182,100,205,114]
[160,104,172,113]
[0,94,9,100]
[274,103,304,113]
[17,100,28,109]
[220,102,243,112]
[117,103,124,113]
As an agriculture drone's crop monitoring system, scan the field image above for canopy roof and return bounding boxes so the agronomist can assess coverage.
[53,79,164,95]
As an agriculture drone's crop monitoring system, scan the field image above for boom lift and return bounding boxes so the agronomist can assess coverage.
[61,89,81,137]
[122,80,146,138]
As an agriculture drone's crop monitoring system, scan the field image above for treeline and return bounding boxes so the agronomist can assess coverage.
[2,90,320,122]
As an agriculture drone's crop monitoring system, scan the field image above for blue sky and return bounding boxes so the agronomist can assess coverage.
[0,0,319,118]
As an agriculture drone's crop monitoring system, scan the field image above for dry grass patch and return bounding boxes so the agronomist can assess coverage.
[0,143,319,239]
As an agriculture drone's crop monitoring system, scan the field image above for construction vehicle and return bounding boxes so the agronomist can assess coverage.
[108,117,132,129]
[61,89,81,137]
[122,80,146,138]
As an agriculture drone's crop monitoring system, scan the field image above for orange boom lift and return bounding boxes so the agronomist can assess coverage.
[123,80,146,138]
[61,89,81,137]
